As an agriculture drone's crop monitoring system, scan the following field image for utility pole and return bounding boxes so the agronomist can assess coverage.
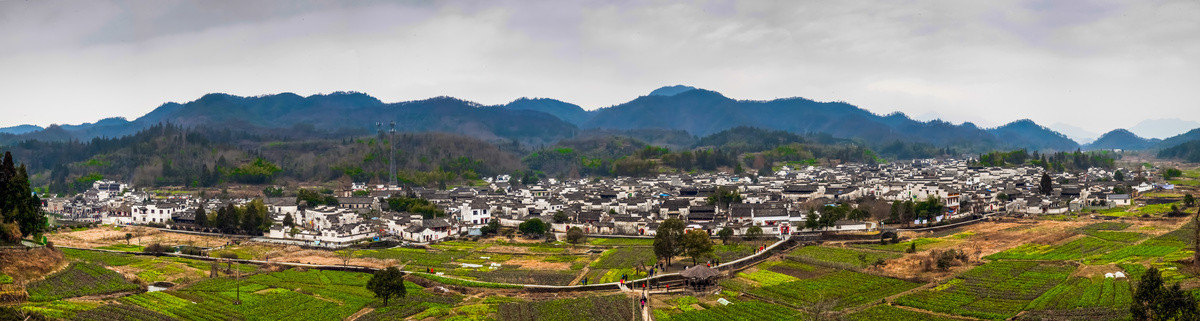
[389,121,397,188]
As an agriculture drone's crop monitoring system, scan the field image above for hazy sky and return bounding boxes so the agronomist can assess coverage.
[1,0,1197,135]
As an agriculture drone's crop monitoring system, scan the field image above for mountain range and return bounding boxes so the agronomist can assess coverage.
[2,86,1198,154]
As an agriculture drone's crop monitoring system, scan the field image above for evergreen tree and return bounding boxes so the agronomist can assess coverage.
[194,207,208,227]
[1039,172,1054,195]
[0,152,45,238]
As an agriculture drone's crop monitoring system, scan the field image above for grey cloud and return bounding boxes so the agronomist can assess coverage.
[0,0,1196,134]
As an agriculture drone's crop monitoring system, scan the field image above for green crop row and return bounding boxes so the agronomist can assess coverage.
[894,261,1073,320]
[659,301,803,321]
[590,247,656,269]
[497,294,641,321]
[786,246,900,269]
[845,304,965,321]
[1026,277,1132,312]
[748,270,918,310]
[26,262,141,301]
[738,269,799,286]
[984,236,1124,261]
[852,238,943,252]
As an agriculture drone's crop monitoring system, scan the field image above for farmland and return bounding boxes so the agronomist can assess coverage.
[852,237,945,252]
[846,304,967,321]
[496,294,642,321]
[1023,276,1132,319]
[26,262,141,301]
[12,212,1200,321]
[895,261,1074,319]
[746,270,919,310]
[657,301,803,321]
[983,236,1126,261]
[786,246,901,269]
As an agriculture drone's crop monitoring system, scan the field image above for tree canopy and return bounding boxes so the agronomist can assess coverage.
[366,266,407,307]
[518,218,549,238]
[0,151,46,240]
[654,218,686,267]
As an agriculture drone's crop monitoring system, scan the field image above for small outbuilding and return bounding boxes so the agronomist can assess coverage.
[680,265,722,292]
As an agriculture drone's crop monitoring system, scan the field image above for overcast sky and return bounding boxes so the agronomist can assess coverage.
[1,0,1197,136]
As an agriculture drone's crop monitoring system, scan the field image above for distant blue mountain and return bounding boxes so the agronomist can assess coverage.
[502,98,594,126]
[0,124,43,135]
[2,87,1091,152]
[648,85,698,97]
[1085,129,1159,150]
[986,119,1080,151]
[584,88,1074,151]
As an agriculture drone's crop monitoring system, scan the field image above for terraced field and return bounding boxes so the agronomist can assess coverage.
[786,246,901,269]
[895,261,1074,320]
[846,304,966,321]
[1022,276,1132,320]
[26,262,141,301]
[984,236,1126,261]
[748,270,919,310]
[117,269,435,321]
[657,301,804,321]
[496,295,642,321]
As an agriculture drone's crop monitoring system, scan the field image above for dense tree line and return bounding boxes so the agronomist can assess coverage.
[803,203,871,230]
[196,200,273,235]
[0,151,46,242]
[3,124,526,193]
[297,188,338,207]
[385,196,444,218]
[975,149,1115,171]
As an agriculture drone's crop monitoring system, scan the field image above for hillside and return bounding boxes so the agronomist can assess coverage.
[502,98,594,125]
[584,88,1068,152]
[1,92,579,147]
[986,119,1079,151]
[1085,129,1158,150]
[1158,128,1200,149]
[1158,140,1200,162]
[2,87,1092,154]
[4,124,524,193]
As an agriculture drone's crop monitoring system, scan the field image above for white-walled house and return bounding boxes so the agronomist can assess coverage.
[459,199,493,226]
[131,203,178,224]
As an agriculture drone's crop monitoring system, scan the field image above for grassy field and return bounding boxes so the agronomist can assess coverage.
[26,262,141,301]
[787,246,902,269]
[895,261,1073,320]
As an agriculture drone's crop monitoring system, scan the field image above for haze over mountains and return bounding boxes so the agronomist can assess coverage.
[1,86,1197,153]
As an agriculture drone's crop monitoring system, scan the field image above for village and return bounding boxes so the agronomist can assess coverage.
[44,158,1162,248]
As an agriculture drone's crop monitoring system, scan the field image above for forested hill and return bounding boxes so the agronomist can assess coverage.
[0,92,578,147]
[1,87,1099,153]
[1158,140,1200,162]
[581,88,1079,152]
[4,124,525,194]
[1085,129,1159,151]
[5,124,956,193]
